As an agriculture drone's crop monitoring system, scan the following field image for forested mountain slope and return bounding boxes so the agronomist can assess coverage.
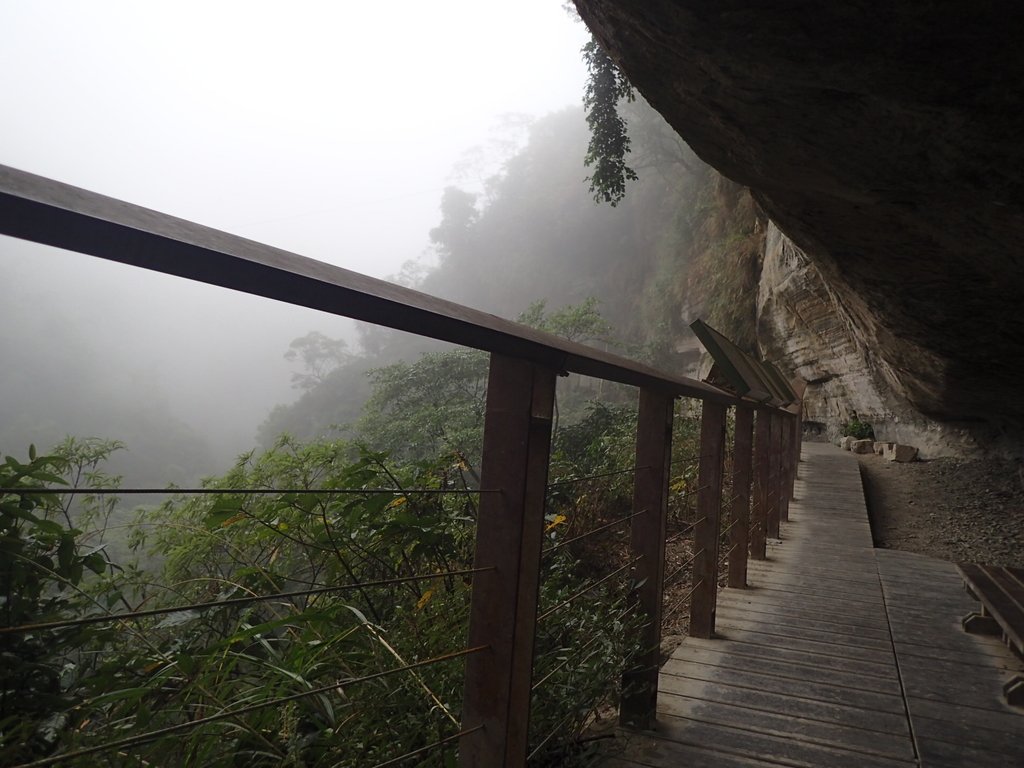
[259,102,763,445]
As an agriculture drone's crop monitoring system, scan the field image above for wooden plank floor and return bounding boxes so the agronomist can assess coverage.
[605,442,1024,768]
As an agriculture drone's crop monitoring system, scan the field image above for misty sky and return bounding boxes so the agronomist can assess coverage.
[0,2,591,461]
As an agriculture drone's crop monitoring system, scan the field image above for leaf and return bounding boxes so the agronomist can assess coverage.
[28,471,68,486]
[545,514,567,532]
[204,496,244,529]
[57,534,76,576]
[416,589,434,610]
[176,653,196,675]
[28,517,65,536]
[82,687,152,706]
[362,493,393,517]
[84,552,107,575]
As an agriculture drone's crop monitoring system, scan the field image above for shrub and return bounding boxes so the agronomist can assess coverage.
[841,419,875,440]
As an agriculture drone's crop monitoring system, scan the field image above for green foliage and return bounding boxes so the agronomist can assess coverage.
[3,334,657,765]
[100,439,479,766]
[0,441,121,763]
[518,297,612,345]
[582,37,637,206]
[841,419,875,440]
[356,299,616,468]
[359,348,489,465]
[679,177,764,354]
[0,429,643,766]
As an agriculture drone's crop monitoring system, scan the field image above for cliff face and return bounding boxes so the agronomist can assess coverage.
[757,224,982,456]
[574,1,1024,454]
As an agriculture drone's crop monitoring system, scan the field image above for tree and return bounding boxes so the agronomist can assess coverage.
[358,299,617,466]
[358,348,489,465]
[582,36,637,206]
[517,296,613,344]
[284,332,349,391]
[428,187,478,263]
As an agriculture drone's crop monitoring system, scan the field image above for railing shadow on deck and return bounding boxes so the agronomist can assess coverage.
[0,165,802,767]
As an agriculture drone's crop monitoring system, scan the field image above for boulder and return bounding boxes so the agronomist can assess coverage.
[840,436,854,450]
[850,439,875,454]
[886,444,919,463]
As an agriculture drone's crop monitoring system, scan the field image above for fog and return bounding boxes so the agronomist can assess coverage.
[0,2,589,478]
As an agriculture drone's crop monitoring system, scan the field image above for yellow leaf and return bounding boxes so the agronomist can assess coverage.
[545,514,567,532]
[416,589,434,610]
[221,512,246,527]
[386,496,407,510]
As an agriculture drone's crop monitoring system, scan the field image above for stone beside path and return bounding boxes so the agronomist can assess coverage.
[840,435,918,462]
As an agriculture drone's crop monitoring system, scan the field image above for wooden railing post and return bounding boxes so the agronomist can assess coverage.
[750,410,771,560]
[779,414,792,523]
[619,389,674,730]
[460,354,556,768]
[727,406,754,588]
[689,401,727,639]
[766,412,783,539]
[790,411,802,493]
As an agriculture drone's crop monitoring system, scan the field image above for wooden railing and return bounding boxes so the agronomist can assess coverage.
[0,164,802,767]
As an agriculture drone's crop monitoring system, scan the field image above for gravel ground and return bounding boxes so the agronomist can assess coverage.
[858,451,1024,566]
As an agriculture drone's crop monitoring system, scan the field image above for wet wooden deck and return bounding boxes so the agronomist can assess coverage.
[607,442,1023,768]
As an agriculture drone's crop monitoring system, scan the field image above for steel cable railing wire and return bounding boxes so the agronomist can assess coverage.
[368,725,483,768]
[531,634,604,693]
[530,453,648,761]
[541,508,647,555]
[11,644,488,768]
[544,465,645,490]
[536,557,642,623]
[718,543,739,569]
[677,483,711,500]
[663,548,704,588]
[0,486,492,496]
[530,601,637,694]
[671,453,716,465]
[527,706,579,762]
[663,578,704,621]
[664,481,710,542]
[0,567,494,636]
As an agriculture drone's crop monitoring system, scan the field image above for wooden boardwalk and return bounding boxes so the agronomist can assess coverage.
[607,442,1023,768]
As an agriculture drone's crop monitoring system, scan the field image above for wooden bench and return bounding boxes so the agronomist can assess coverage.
[957,563,1024,706]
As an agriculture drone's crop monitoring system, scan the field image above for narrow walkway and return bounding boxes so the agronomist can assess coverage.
[608,442,1023,768]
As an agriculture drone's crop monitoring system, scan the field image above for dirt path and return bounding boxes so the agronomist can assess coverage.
[857,449,1024,566]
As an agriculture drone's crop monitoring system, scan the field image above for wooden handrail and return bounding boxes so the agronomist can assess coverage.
[0,163,742,404]
[0,163,806,765]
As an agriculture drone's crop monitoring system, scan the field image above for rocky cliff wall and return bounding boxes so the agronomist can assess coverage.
[574,1,1024,457]
[757,223,981,457]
